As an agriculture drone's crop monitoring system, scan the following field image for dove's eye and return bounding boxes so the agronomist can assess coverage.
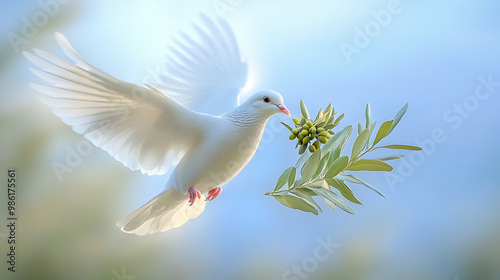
[263,97,270,103]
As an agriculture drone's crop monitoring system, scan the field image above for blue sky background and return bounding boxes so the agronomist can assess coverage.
[1,1,500,279]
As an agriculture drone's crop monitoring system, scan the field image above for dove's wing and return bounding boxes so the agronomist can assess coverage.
[25,33,208,176]
[150,14,248,115]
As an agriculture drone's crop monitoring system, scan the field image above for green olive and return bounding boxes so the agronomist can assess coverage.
[297,133,304,140]
[309,126,316,133]
[303,125,310,131]
[317,127,325,133]
[326,133,332,139]
[292,128,299,135]
[319,131,328,137]
[309,145,316,153]
[293,118,300,124]
[289,134,297,140]
[306,121,314,128]
[319,136,328,144]
[313,141,320,149]
[301,130,309,136]
[303,136,310,144]
[311,132,317,138]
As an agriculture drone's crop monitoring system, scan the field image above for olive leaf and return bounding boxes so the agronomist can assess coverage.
[307,187,356,214]
[281,122,293,132]
[373,120,393,146]
[325,177,363,205]
[325,156,349,178]
[374,154,404,161]
[274,167,294,192]
[300,100,310,119]
[312,151,330,179]
[351,128,370,160]
[377,145,422,151]
[365,103,371,129]
[300,149,321,182]
[346,159,393,171]
[274,194,319,215]
[388,103,408,134]
[338,174,387,198]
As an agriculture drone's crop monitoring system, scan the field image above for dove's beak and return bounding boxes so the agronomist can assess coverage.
[277,104,291,116]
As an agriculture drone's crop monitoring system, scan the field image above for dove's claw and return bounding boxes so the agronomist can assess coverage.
[188,187,201,206]
[206,187,222,201]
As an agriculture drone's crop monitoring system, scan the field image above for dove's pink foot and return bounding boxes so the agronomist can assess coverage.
[206,187,222,201]
[188,187,201,206]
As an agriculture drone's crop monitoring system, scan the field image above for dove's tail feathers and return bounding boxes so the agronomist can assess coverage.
[116,188,206,236]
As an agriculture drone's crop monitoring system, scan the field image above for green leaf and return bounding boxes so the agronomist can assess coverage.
[388,103,408,134]
[357,123,363,135]
[328,146,341,166]
[351,128,370,160]
[325,156,349,178]
[366,121,377,149]
[340,174,387,198]
[324,124,335,130]
[374,154,404,161]
[301,149,321,182]
[313,151,330,179]
[300,100,310,119]
[365,103,371,129]
[373,120,393,146]
[288,167,296,187]
[310,181,336,210]
[281,122,293,132]
[295,152,309,170]
[322,125,352,152]
[307,187,356,214]
[324,103,332,116]
[377,145,422,151]
[325,177,363,205]
[315,108,324,122]
[274,167,294,192]
[274,194,319,215]
[291,189,322,212]
[295,185,319,196]
[299,144,307,155]
[333,113,344,126]
[346,159,393,171]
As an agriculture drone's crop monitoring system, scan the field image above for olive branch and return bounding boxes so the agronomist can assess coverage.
[266,102,421,215]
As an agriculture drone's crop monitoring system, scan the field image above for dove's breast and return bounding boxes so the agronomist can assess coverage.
[169,118,266,194]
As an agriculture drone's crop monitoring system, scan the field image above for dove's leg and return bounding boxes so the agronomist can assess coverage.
[206,187,222,201]
[188,187,201,206]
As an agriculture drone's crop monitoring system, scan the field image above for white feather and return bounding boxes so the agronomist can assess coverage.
[150,14,248,115]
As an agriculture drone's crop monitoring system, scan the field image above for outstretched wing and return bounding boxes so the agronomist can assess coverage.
[149,14,248,115]
[25,33,207,176]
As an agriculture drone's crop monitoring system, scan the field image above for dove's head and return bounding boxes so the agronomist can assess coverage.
[244,89,290,119]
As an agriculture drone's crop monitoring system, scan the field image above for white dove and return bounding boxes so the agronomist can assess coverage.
[25,15,290,235]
